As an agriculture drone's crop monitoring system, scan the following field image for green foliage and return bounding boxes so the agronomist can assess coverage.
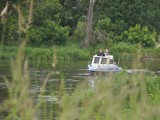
[0,44,91,60]
[73,21,86,44]
[28,20,70,46]
[96,18,127,36]
[2,16,19,45]
[95,0,160,33]
[146,74,160,104]
[33,0,62,26]
[91,18,111,46]
[96,17,111,31]
[121,25,156,47]
[27,0,70,46]
[60,0,88,34]
[110,42,137,53]
[56,44,90,60]
[94,18,127,46]
[144,47,160,58]
[0,0,160,48]
[109,42,137,60]
[25,47,52,59]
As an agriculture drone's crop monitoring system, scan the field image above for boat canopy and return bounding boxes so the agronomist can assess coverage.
[92,55,114,65]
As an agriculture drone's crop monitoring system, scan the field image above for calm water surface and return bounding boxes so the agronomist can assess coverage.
[0,58,159,119]
[0,59,88,119]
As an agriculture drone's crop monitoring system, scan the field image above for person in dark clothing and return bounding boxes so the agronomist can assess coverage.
[97,48,105,56]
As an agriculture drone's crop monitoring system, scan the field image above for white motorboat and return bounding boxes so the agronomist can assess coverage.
[87,54,122,72]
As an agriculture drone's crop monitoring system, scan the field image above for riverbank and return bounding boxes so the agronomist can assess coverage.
[0,44,90,60]
[0,43,160,60]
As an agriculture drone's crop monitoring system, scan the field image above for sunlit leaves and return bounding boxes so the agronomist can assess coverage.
[123,25,156,47]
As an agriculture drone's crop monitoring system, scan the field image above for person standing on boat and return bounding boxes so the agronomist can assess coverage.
[97,48,105,56]
[104,48,109,56]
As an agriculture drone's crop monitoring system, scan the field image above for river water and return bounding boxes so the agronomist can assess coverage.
[0,58,159,119]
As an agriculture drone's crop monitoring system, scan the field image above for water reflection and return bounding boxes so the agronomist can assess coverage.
[0,58,159,119]
[0,59,159,99]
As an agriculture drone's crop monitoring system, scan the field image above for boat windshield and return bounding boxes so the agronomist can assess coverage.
[94,57,100,64]
[101,58,108,64]
[109,59,114,64]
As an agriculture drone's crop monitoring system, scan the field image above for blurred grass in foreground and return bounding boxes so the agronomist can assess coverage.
[0,42,160,120]
[61,72,160,120]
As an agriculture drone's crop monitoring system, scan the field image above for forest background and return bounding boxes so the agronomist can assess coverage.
[0,0,160,59]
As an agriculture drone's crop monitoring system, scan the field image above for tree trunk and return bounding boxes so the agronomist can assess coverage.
[1,1,9,45]
[83,0,95,48]
[0,1,9,17]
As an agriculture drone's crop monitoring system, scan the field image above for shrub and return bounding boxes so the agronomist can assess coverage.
[122,25,156,47]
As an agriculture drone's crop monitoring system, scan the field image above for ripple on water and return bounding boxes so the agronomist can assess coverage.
[126,69,150,74]
[0,82,7,89]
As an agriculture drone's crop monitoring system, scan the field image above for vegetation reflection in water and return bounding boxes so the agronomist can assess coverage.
[0,43,160,120]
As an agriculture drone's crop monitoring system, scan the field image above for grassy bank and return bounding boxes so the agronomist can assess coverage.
[0,44,91,60]
[1,43,160,120]
[91,42,160,60]
[0,43,160,60]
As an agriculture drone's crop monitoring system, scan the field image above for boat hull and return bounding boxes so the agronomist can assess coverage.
[87,64,122,72]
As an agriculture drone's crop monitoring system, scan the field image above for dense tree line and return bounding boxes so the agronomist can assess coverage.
[0,0,160,47]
